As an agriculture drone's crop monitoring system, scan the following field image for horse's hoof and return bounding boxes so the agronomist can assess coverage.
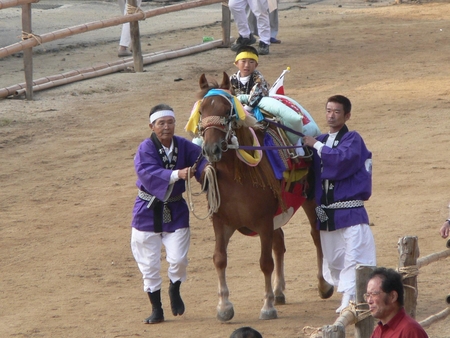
[319,283,334,299]
[217,308,234,322]
[259,308,278,320]
[275,294,286,305]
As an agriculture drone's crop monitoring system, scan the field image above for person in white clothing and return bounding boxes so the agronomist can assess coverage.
[229,0,271,55]
[247,0,280,44]
[118,0,142,57]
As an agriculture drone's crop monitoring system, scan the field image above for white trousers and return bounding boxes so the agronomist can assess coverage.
[229,0,271,45]
[247,7,278,39]
[118,0,142,47]
[320,224,376,295]
[131,227,190,293]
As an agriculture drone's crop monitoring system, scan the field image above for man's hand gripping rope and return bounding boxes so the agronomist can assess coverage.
[185,164,220,220]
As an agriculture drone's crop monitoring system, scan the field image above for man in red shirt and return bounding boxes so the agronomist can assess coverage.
[366,267,428,338]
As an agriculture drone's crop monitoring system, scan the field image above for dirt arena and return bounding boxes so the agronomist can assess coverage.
[1,0,449,337]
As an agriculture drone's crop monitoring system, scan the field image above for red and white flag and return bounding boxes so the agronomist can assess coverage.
[269,67,290,96]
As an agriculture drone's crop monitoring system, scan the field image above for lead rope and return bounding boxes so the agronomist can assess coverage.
[185,164,220,220]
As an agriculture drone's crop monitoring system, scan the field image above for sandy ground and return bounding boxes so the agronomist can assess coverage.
[1,0,450,337]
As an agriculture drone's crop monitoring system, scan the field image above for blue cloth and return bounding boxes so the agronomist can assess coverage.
[203,89,246,120]
[263,133,286,180]
[253,106,264,122]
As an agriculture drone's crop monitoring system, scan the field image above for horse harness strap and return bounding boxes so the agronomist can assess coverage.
[315,200,364,222]
[200,115,229,134]
[138,189,183,231]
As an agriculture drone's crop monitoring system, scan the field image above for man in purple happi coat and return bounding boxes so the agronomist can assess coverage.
[303,95,376,313]
[131,103,208,324]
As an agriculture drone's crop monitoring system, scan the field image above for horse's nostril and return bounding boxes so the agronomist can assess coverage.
[213,144,221,155]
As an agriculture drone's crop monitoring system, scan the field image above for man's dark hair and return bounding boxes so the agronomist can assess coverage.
[235,45,259,57]
[230,326,263,338]
[327,95,352,115]
[369,267,405,306]
[149,104,173,118]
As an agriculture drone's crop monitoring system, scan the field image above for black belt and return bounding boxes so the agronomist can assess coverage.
[138,189,182,232]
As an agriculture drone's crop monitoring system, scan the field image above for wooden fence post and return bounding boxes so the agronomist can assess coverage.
[21,2,33,100]
[221,2,231,47]
[398,236,419,318]
[128,0,143,72]
[355,265,376,338]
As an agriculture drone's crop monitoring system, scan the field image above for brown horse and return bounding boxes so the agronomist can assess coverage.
[195,72,333,321]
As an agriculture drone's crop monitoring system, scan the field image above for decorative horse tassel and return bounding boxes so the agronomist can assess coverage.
[233,128,263,166]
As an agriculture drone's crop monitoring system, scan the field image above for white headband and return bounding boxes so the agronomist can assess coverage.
[149,110,175,124]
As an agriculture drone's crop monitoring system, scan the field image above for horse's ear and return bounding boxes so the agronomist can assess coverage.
[220,72,230,90]
[199,74,209,90]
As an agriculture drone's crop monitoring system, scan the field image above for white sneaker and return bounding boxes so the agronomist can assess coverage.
[336,293,354,313]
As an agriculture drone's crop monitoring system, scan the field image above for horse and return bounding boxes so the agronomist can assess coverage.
[192,72,333,321]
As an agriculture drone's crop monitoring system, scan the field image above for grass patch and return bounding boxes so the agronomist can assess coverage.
[0,118,13,127]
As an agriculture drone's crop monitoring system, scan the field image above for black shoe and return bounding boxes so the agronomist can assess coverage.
[257,41,269,55]
[143,308,164,324]
[231,34,257,52]
[145,290,164,324]
[169,280,185,316]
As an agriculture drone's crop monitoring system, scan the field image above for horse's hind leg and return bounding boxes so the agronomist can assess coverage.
[272,228,286,305]
[213,219,235,322]
[302,199,334,299]
[259,226,278,320]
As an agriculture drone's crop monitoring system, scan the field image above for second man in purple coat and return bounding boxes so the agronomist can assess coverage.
[303,95,376,313]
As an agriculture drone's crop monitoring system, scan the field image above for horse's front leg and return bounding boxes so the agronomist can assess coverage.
[213,218,235,322]
[259,225,277,320]
[302,199,334,299]
[272,228,286,305]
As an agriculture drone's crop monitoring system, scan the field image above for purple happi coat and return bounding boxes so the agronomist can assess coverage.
[131,135,207,232]
[311,126,372,231]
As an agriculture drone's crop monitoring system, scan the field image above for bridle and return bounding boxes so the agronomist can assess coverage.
[198,89,240,153]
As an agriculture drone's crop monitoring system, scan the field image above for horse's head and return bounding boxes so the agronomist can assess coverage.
[192,72,260,163]
[197,72,235,163]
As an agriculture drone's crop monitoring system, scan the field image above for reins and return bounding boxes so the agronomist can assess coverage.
[228,118,308,152]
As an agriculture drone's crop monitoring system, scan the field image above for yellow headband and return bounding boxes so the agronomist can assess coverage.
[235,51,258,63]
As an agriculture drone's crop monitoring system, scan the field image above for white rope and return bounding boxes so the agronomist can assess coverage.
[185,164,220,220]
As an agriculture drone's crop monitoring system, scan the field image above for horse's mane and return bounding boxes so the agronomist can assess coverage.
[233,126,285,211]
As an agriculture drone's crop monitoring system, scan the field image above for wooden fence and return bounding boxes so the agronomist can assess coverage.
[0,0,231,99]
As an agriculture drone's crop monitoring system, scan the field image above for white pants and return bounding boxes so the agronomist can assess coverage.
[247,7,278,39]
[131,227,190,293]
[320,224,376,295]
[118,0,142,47]
[229,0,271,45]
